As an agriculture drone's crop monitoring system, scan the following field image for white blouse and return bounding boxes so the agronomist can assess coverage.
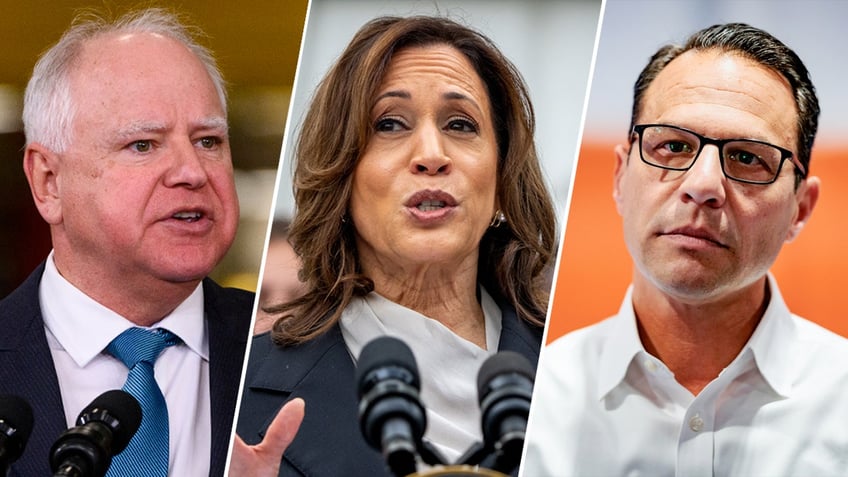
[340,287,502,464]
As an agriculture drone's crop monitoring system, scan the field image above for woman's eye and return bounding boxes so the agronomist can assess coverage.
[374,117,405,132]
[447,117,478,133]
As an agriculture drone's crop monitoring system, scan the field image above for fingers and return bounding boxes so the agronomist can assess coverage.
[227,398,306,477]
[262,397,306,456]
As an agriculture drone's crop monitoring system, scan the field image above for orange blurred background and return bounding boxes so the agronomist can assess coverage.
[547,140,848,343]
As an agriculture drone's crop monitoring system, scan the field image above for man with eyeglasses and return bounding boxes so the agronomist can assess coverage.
[523,23,848,476]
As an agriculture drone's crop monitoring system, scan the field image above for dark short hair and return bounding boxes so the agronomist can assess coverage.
[269,15,557,345]
[629,22,819,179]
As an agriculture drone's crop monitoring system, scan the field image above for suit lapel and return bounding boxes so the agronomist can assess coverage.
[497,304,544,369]
[203,279,253,477]
[0,263,68,477]
[246,325,388,476]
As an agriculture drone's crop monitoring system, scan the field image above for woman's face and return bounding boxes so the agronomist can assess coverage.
[349,44,499,275]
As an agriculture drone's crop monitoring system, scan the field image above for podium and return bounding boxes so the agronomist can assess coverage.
[410,466,508,476]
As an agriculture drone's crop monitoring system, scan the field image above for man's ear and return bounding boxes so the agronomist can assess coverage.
[612,143,630,216]
[23,143,63,225]
[786,175,819,243]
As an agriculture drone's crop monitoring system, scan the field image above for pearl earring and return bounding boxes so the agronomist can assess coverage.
[489,209,506,228]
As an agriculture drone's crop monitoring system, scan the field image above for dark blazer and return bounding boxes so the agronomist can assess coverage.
[236,301,543,477]
[0,262,253,477]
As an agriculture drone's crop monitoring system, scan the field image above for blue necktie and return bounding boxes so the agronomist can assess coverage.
[106,327,180,477]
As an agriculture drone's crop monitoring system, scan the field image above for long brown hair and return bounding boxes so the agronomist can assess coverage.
[270,15,556,345]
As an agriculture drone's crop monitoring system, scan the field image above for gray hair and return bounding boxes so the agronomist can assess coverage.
[23,7,227,153]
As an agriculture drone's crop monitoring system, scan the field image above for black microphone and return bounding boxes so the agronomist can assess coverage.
[356,336,430,477]
[49,390,142,477]
[0,394,34,476]
[476,351,534,475]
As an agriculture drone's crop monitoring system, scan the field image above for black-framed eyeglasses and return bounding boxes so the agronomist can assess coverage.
[631,124,806,185]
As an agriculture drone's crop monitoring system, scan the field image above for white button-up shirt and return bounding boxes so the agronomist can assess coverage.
[40,252,212,476]
[522,276,848,477]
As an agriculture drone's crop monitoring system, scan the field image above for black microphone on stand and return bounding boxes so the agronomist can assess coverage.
[0,394,34,476]
[475,351,534,475]
[357,339,533,477]
[49,390,142,477]
[357,336,445,477]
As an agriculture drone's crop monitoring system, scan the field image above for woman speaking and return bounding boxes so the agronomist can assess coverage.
[231,15,556,476]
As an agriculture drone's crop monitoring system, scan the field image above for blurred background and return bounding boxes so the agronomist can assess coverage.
[548,0,848,342]
[0,0,308,297]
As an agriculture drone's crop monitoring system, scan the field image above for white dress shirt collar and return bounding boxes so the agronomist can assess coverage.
[596,285,642,400]
[597,273,793,401]
[40,251,208,364]
[744,275,794,397]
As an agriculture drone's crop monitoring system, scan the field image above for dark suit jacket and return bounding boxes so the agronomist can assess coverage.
[0,262,253,477]
[236,300,543,476]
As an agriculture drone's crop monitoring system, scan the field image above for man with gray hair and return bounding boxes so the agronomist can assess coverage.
[0,8,251,476]
[523,23,848,476]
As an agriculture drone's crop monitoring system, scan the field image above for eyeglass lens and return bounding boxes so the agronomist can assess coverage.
[639,125,784,183]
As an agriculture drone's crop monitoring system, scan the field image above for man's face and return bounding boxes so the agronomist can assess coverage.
[49,32,238,288]
[613,49,818,303]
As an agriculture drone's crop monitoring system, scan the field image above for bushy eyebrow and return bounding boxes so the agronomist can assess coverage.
[114,120,168,142]
[112,116,229,142]
[194,116,229,134]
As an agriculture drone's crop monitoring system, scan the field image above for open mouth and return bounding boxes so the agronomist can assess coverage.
[417,200,446,212]
[172,211,204,223]
[405,190,457,212]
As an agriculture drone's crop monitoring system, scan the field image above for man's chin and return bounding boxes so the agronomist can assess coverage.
[152,256,222,285]
[642,264,735,302]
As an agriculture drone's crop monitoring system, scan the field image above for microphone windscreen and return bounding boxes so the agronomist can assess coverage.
[355,336,420,395]
[476,351,535,401]
[0,394,34,460]
[79,390,142,453]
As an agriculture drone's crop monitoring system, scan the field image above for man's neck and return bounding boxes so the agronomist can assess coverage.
[52,255,201,327]
[631,277,769,395]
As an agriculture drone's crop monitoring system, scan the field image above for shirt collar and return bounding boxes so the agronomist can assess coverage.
[597,285,643,399]
[744,273,794,397]
[596,274,795,400]
[40,251,208,367]
[340,286,502,360]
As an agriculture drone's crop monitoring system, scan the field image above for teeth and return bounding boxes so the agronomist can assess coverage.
[173,211,202,222]
[417,200,445,212]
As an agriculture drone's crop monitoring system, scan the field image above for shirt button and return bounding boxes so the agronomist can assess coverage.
[689,414,704,432]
